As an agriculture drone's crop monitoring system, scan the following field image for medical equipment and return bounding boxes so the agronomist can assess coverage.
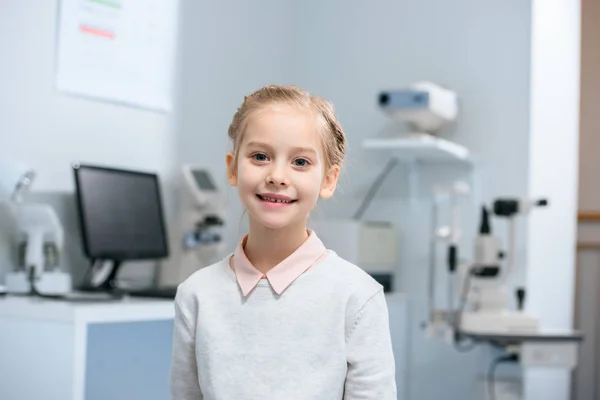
[72,163,170,293]
[368,82,473,209]
[426,191,582,371]
[309,219,397,292]
[157,165,225,288]
[458,198,548,335]
[424,191,547,337]
[378,81,459,135]
[179,166,224,252]
[0,162,71,296]
[424,190,582,400]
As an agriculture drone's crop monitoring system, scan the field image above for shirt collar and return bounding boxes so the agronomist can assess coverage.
[231,229,326,296]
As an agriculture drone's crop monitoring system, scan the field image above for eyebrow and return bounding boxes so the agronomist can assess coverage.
[246,141,318,155]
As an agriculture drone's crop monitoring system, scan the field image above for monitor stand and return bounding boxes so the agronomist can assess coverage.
[78,259,178,300]
[78,259,126,298]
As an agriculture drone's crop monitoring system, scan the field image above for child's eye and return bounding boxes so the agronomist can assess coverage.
[252,153,269,162]
[293,158,309,167]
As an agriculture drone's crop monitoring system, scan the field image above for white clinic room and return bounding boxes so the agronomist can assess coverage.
[1,0,598,399]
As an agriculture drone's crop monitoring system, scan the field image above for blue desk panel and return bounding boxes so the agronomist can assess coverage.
[85,320,174,400]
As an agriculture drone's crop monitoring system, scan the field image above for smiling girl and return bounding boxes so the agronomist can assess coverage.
[170,85,397,400]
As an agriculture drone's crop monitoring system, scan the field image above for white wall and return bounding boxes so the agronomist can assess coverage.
[0,1,178,282]
[525,0,580,398]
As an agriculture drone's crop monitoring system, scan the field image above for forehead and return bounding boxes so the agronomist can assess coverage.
[242,105,322,149]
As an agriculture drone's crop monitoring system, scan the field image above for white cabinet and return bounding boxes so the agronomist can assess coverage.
[0,296,175,400]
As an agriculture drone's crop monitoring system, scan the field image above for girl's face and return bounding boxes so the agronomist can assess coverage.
[226,104,339,231]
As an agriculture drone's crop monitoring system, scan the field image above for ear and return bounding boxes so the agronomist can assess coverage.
[225,152,238,186]
[319,165,340,199]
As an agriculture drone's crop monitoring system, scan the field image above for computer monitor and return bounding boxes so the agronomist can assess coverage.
[72,163,169,291]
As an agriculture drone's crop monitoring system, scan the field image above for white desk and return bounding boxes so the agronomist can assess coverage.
[0,295,175,400]
[0,293,409,400]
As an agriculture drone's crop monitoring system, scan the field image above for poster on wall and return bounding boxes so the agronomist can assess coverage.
[55,0,179,113]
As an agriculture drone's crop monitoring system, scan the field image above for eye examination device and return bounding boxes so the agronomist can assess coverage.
[0,162,72,296]
[157,165,225,287]
[458,197,549,334]
[425,190,547,336]
[378,81,459,136]
[424,188,582,373]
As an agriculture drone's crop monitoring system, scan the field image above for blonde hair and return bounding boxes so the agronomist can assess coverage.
[227,85,346,172]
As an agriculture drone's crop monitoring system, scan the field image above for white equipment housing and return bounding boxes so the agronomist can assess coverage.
[459,264,540,334]
[309,220,397,276]
[378,81,459,135]
[460,309,539,334]
[6,203,72,295]
[0,162,71,296]
[458,198,548,335]
[158,166,226,286]
[182,166,222,209]
[459,262,539,334]
[6,270,72,295]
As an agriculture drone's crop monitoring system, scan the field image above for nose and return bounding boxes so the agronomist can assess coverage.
[266,162,289,187]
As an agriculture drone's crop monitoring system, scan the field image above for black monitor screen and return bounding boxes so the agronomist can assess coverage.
[73,165,169,261]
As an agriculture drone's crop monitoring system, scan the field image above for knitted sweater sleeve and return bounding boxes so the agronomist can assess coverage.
[344,289,397,399]
[170,291,203,400]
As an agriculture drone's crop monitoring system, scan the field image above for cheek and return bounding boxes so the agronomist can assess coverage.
[236,161,261,189]
[297,170,323,196]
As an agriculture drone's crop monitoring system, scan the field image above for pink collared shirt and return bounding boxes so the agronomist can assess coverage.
[230,230,328,296]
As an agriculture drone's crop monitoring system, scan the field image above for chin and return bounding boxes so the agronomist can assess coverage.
[251,214,297,230]
[246,207,307,231]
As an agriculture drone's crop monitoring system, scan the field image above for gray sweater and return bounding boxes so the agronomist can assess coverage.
[170,250,397,399]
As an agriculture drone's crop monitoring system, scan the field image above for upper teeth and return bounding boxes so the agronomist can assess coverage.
[262,196,292,203]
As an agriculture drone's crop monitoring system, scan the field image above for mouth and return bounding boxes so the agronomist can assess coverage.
[256,194,297,204]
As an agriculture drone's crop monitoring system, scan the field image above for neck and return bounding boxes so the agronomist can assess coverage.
[244,218,309,275]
